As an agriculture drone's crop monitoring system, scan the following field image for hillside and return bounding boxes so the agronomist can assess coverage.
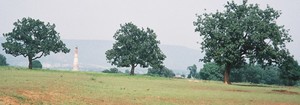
[0,67,300,105]
[0,37,203,74]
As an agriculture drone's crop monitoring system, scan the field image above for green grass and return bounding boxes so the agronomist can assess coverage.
[0,66,299,105]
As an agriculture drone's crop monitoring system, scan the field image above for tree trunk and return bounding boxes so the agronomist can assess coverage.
[130,64,135,75]
[28,56,33,69]
[224,63,231,84]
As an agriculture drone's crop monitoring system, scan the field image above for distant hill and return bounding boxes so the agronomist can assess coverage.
[0,37,203,74]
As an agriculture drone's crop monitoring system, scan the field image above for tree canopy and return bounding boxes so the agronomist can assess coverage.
[106,22,166,75]
[2,17,70,69]
[194,0,292,84]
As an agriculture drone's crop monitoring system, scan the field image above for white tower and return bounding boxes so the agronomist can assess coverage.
[73,47,79,71]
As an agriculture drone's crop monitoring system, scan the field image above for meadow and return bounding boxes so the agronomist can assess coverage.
[0,66,299,105]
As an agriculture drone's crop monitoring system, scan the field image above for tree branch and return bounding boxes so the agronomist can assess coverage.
[32,52,44,60]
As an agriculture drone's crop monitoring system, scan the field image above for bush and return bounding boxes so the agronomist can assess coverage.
[231,65,280,84]
[278,56,300,86]
[199,63,223,81]
[0,54,8,66]
[147,67,175,78]
[125,70,130,74]
[102,68,122,73]
[199,63,281,85]
[32,60,42,68]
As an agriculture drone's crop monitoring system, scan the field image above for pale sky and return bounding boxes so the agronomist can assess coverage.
[1,0,300,60]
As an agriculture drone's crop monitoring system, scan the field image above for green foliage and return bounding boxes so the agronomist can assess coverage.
[102,68,122,73]
[147,67,175,78]
[231,65,280,85]
[187,64,197,78]
[106,22,166,75]
[32,60,42,69]
[194,0,292,83]
[200,63,224,81]
[279,56,300,86]
[200,62,281,85]
[1,17,70,69]
[0,54,8,66]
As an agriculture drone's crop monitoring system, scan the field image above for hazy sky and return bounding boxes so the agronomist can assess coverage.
[1,0,300,60]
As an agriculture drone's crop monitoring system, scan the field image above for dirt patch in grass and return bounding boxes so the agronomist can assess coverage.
[247,100,298,105]
[78,97,134,105]
[270,90,299,95]
[0,96,20,105]
[226,89,251,93]
[18,90,56,102]
[135,96,211,105]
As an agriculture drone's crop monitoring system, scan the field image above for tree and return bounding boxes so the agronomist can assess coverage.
[147,66,175,78]
[32,60,42,69]
[2,17,70,69]
[106,22,166,75]
[279,56,300,86]
[194,0,292,84]
[187,64,197,78]
[0,54,8,66]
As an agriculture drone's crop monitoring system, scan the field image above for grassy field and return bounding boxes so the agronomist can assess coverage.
[0,67,299,105]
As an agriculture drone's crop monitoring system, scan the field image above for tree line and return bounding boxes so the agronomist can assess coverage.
[1,0,299,86]
[187,62,300,86]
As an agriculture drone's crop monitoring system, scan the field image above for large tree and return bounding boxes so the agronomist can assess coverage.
[194,0,292,84]
[2,17,70,69]
[106,22,166,75]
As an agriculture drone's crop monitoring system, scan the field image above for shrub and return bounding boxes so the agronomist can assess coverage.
[102,68,121,73]
[147,67,175,78]
[32,60,42,68]
[0,54,8,66]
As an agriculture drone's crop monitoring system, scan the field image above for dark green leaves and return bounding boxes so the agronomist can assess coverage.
[106,22,166,73]
[194,0,292,67]
[1,17,70,69]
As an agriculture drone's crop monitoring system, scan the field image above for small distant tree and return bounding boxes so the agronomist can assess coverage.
[187,64,197,78]
[0,54,8,66]
[147,66,175,78]
[106,22,166,75]
[32,60,42,69]
[2,17,70,69]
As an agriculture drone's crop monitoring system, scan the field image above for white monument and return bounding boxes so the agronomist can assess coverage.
[73,47,79,71]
